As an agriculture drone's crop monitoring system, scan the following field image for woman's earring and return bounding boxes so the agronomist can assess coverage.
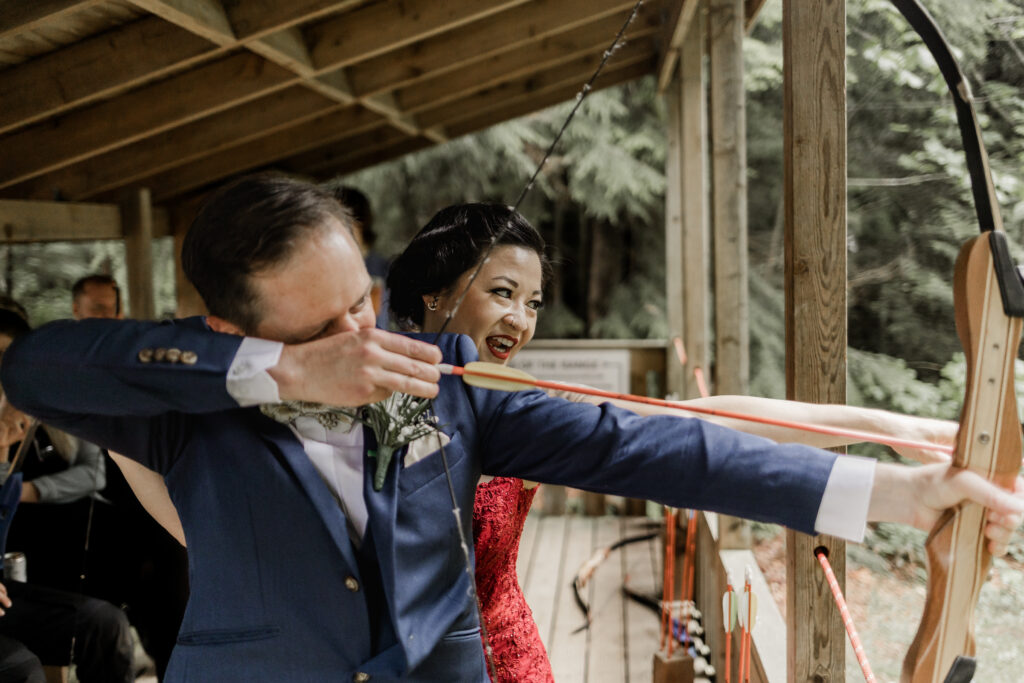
[427,297,439,312]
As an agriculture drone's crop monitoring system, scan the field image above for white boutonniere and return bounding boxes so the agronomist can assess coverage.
[361,393,439,490]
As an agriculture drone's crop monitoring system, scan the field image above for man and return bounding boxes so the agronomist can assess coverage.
[71,275,121,320]
[2,175,1020,682]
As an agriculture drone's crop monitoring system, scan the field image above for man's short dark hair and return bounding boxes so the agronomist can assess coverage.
[182,173,354,333]
[71,274,121,315]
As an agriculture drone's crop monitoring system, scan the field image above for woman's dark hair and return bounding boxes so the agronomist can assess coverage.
[387,203,552,329]
[182,173,353,333]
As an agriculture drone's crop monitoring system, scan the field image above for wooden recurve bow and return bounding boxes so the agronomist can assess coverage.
[887,2,1024,681]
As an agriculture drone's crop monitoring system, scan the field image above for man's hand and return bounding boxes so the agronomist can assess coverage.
[869,463,1024,556]
[0,395,28,455]
[270,328,442,406]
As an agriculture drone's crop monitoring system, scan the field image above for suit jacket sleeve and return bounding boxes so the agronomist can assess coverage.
[435,334,837,535]
[0,317,244,474]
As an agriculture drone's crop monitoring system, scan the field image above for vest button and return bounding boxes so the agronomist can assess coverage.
[344,576,359,592]
[353,673,370,682]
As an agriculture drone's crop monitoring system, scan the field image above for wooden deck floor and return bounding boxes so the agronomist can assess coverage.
[518,514,670,683]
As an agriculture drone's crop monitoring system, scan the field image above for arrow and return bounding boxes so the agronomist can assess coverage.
[439,362,954,455]
[723,572,737,683]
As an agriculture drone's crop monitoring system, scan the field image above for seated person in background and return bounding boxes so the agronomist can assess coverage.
[0,302,133,683]
[0,302,105,594]
[68,274,188,682]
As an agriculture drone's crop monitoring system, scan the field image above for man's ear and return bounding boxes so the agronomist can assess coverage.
[206,315,245,337]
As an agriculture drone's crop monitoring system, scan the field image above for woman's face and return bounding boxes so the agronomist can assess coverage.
[423,245,543,365]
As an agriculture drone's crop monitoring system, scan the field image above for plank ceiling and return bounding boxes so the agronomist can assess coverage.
[0,0,758,208]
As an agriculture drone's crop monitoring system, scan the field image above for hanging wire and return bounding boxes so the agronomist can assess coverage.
[421,3,648,678]
[429,0,645,345]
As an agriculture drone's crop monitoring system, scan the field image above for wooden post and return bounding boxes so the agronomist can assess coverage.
[680,4,709,405]
[665,1,709,403]
[171,197,207,318]
[121,187,155,320]
[665,67,686,400]
[709,0,750,550]
[783,0,848,680]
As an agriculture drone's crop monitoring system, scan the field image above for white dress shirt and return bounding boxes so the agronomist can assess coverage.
[225,337,875,543]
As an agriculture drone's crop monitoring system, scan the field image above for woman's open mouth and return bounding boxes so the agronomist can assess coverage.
[485,335,517,361]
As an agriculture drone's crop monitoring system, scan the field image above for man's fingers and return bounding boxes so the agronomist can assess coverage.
[373,370,440,401]
[373,329,443,365]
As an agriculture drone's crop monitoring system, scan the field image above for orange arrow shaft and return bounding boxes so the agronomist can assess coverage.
[445,364,953,456]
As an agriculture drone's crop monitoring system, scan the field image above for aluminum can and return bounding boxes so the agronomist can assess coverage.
[3,552,26,582]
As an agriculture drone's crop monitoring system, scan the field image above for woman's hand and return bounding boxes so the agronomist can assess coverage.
[889,417,958,465]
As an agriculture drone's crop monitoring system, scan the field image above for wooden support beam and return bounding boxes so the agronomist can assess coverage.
[228,0,364,40]
[308,0,532,70]
[665,76,686,398]
[171,196,206,318]
[122,188,156,320]
[143,107,386,202]
[783,0,848,680]
[415,40,655,129]
[9,88,342,201]
[665,3,708,400]
[0,53,296,188]
[345,0,639,98]
[303,58,653,182]
[0,0,106,40]
[0,199,169,242]
[312,137,435,180]
[709,0,748,398]
[0,2,368,137]
[656,0,700,94]
[441,58,654,142]
[127,0,235,45]
[285,125,414,177]
[709,0,750,550]
[0,18,215,136]
[394,9,661,115]
[744,0,770,32]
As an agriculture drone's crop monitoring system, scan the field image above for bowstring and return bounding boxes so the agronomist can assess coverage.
[422,2,646,679]
[429,0,645,344]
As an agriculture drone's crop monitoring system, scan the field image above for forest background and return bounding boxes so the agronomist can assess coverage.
[6,0,1024,678]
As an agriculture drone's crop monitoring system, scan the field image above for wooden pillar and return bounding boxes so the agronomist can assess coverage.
[709,0,750,550]
[171,198,207,318]
[783,0,848,680]
[121,188,155,320]
[666,2,710,402]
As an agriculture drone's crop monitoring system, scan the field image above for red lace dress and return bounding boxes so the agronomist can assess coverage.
[473,476,554,682]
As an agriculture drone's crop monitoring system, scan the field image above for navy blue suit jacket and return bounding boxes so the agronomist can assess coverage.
[1,318,836,681]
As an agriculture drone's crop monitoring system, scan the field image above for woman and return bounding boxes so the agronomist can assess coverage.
[386,203,958,682]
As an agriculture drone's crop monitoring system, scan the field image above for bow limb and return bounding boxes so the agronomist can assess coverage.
[901,233,1024,682]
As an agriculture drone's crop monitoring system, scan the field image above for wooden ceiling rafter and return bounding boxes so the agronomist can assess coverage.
[0,0,674,206]
[0,0,111,41]
[140,106,388,202]
[302,53,657,180]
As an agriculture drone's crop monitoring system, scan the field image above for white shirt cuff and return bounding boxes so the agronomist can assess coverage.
[814,455,876,542]
[226,337,284,406]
